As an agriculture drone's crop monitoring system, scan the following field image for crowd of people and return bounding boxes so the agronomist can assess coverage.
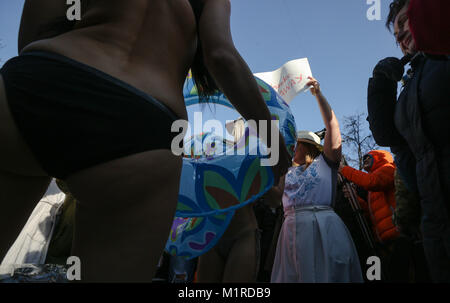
[0,0,448,283]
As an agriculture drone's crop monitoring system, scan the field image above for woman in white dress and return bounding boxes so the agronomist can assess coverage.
[270,77,363,283]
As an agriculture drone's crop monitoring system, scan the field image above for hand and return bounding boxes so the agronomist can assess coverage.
[306,76,321,96]
[373,57,404,82]
[342,186,352,200]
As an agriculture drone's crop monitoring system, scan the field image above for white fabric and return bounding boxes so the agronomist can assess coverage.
[271,156,363,283]
[271,208,363,283]
[0,181,65,267]
[282,155,333,208]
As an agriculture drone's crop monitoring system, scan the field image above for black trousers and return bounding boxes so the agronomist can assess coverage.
[380,236,431,283]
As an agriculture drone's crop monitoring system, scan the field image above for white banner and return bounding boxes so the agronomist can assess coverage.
[254,58,312,103]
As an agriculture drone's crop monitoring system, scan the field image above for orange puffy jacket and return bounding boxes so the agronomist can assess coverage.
[341,150,399,243]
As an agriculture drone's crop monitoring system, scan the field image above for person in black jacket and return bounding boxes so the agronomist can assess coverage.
[367,0,450,282]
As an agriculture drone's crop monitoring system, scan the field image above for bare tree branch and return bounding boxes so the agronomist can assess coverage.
[342,112,379,170]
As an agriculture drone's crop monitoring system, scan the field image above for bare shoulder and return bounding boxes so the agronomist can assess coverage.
[19,0,70,51]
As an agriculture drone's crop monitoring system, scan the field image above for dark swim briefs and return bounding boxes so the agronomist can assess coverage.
[0,51,181,179]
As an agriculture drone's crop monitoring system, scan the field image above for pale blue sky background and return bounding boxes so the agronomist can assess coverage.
[0,0,401,161]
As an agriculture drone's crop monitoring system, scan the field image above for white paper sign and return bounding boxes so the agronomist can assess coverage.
[254,58,312,103]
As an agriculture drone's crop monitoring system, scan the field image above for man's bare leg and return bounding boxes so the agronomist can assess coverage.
[66,150,182,282]
[222,229,260,282]
[196,247,225,283]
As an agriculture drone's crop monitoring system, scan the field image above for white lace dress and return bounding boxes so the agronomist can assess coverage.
[271,155,363,283]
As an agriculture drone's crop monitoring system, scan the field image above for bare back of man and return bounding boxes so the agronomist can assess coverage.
[0,0,198,281]
[23,0,196,120]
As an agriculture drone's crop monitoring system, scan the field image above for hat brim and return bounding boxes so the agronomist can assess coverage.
[297,138,323,151]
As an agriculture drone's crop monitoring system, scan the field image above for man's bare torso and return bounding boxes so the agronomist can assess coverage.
[23,0,198,119]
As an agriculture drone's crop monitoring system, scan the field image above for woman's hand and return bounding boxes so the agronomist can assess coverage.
[306,76,321,97]
[309,76,342,164]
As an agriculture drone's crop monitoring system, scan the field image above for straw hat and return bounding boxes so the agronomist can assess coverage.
[296,130,323,150]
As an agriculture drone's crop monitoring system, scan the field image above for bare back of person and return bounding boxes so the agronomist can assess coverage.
[23,0,196,121]
[0,0,198,282]
[0,0,291,282]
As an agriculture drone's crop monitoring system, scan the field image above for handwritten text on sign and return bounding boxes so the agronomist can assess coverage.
[254,58,312,104]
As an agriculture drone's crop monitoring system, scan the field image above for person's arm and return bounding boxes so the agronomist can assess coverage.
[265,175,285,206]
[306,77,341,165]
[340,165,395,192]
[367,57,408,147]
[18,0,81,53]
[198,0,291,182]
[199,0,271,124]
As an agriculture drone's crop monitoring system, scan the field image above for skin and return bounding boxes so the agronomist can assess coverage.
[196,205,259,282]
[293,142,313,166]
[363,156,374,172]
[0,0,290,281]
[393,4,417,56]
[270,77,342,200]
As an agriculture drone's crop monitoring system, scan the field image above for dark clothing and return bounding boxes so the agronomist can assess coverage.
[367,54,450,282]
[188,0,203,21]
[409,240,432,283]
[379,236,431,283]
[393,170,421,236]
[153,252,172,283]
[334,183,375,282]
[44,195,76,265]
[0,51,180,179]
[168,255,198,283]
[253,201,283,282]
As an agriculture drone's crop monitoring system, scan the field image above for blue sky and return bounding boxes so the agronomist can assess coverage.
[0,0,400,161]
[229,0,402,129]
